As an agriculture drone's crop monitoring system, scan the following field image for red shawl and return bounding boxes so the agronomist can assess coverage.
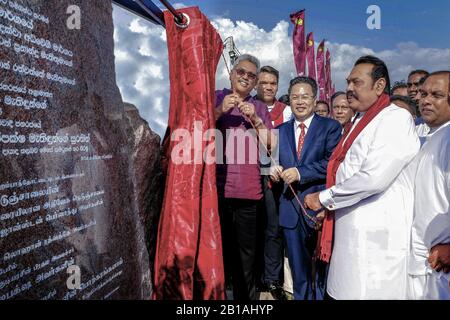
[270,101,287,127]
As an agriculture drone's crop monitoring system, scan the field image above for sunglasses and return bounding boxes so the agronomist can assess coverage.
[234,68,257,81]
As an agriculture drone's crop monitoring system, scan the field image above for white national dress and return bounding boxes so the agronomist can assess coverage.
[409,120,450,299]
[319,104,420,299]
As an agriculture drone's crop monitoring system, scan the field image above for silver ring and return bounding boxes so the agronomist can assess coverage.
[175,13,190,29]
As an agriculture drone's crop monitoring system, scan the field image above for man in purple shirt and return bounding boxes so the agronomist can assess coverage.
[215,54,274,300]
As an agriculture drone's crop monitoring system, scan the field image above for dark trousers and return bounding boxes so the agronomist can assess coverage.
[260,176,284,286]
[283,216,327,300]
[219,198,258,301]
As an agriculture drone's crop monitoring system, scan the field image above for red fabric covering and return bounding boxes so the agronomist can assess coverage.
[290,10,306,76]
[153,7,225,300]
[318,94,390,263]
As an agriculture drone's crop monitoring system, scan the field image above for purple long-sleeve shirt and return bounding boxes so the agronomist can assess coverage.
[215,88,273,200]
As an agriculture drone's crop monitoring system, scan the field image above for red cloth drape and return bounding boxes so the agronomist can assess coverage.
[290,10,306,76]
[318,94,390,263]
[153,7,225,300]
[306,32,316,80]
[317,40,326,101]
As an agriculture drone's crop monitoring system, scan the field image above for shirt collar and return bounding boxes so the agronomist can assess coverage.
[427,120,450,136]
[294,113,314,129]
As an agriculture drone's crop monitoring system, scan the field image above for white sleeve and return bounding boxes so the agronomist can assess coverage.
[319,109,420,211]
[427,136,450,247]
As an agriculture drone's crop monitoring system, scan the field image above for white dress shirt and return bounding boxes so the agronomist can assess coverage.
[408,120,450,299]
[292,114,314,180]
[415,122,430,137]
[283,106,293,123]
[318,104,420,299]
[294,113,314,150]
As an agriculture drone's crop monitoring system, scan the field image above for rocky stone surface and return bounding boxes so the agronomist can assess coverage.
[0,0,162,299]
[124,102,163,296]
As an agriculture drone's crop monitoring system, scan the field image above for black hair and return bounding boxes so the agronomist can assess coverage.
[354,55,391,95]
[390,95,416,116]
[316,100,330,112]
[288,76,318,97]
[331,91,346,105]
[408,69,429,79]
[391,81,407,93]
[278,94,290,105]
[259,65,280,83]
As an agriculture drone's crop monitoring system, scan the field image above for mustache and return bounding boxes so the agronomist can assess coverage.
[347,91,358,100]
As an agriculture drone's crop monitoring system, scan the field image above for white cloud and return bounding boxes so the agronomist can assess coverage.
[328,41,450,91]
[212,19,296,100]
[112,7,450,138]
[112,6,169,137]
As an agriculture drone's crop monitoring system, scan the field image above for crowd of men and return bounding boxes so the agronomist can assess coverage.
[213,53,450,300]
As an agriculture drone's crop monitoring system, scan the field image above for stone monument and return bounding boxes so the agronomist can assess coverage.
[0,0,161,299]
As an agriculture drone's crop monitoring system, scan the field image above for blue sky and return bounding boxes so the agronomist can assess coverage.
[174,0,450,51]
[113,1,450,137]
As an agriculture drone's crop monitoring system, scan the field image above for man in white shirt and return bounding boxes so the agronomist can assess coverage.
[304,55,420,299]
[407,71,450,300]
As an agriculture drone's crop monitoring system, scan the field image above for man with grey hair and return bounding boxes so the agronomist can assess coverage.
[215,54,275,300]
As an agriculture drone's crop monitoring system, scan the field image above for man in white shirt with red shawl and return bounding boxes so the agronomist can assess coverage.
[305,55,420,299]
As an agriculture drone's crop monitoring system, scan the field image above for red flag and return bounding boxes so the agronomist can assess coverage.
[317,40,326,100]
[325,49,332,102]
[153,7,225,300]
[290,9,306,76]
[306,32,316,80]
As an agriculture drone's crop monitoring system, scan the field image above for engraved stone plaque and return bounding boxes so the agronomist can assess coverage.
[0,0,159,300]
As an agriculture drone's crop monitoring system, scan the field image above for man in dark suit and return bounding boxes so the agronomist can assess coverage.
[270,76,341,300]
[254,65,290,299]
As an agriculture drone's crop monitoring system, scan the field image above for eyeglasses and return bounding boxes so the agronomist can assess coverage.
[332,105,350,111]
[234,68,257,81]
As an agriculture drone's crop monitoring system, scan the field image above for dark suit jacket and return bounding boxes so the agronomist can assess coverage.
[277,115,342,229]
